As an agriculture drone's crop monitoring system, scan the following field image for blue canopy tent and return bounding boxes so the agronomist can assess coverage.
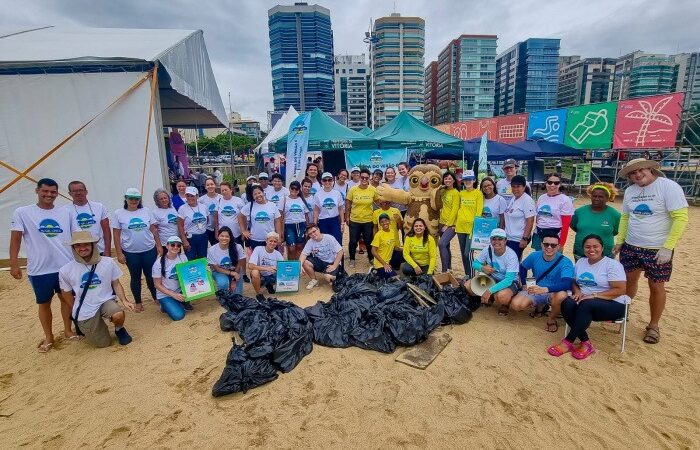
[510,139,583,157]
[425,138,535,161]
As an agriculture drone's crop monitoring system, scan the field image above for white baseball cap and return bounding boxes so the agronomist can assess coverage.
[185,186,198,196]
[321,172,333,179]
[258,172,269,179]
[351,166,361,172]
[124,187,141,198]
[166,235,183,244]
[246,175,256,182]
[490,228,507,239]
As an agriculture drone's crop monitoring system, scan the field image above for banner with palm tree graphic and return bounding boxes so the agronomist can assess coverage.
[613,92,684,149]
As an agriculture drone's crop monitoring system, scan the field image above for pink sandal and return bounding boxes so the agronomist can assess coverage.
[572,341,595,360]
[547,339,575,357]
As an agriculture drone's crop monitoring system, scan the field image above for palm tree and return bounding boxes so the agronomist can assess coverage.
[624,96,674,146]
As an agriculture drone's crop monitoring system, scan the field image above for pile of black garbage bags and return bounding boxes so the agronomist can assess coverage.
[212,273,475,397]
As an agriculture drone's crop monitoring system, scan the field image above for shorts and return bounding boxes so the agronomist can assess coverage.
[260,273,277,286]
[620,243,672,283]
[247,239,266,251]
[28,272,61,304]
[516,291,551,307]
[307,256,340,276]
[284,222,307,245]
[76,299,122,348]
[493,281,520,297]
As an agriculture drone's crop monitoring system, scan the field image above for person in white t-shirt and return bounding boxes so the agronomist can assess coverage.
[300,223,343,290]
[151,188,179,252]
[152,235,190,320]
[280,181,311,260]
[548,234,629,360]
[215,181,246,244]
[59,231,135,347]
[198,177,222,245]
[480,177,507,229]
[264,173,289,209]
[207,226,246,295]
[496,159,531,202]
[305,163,322,195]
[313,172,345,247]
[239,185,283,251]
[503,175,535,263]
[613,158,689,344]
[10,178,76,352]
[333,169,350,200]
[178,186,209,260]
[533,173,574,248]
[346,166,361,191]
[213,167,223,186]
[66,181,111,256]
[249,232,284,301]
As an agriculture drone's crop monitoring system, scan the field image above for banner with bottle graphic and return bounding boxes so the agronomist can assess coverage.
[564,102,617,149]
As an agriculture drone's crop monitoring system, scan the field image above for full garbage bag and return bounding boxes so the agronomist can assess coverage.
[437,285,473,325]
[211,345,279,397]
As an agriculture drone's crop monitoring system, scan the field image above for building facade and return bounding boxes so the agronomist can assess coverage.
[676,52,700,109]
[268,3,335,112]
[334,54,370,130]
[371,13,425,127]
[557,56,616,107]
[424,61,438,124]
[494,38,560,116]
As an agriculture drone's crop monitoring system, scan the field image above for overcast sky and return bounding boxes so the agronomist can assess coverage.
[2,0,698,129]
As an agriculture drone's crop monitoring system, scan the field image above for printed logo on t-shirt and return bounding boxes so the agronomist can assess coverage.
[220,206,237,217]
[632,204,653,216]
[491,260,501,273]
[38,219,63,237]
[76,212,96,229]
[167,214,178,224]
[254,211,271,223]
[577,272,597,287]
[482,207,493,218]
[322,198,336,210]
[80,272,102,289]
[208,203,217,214]
[310,187,317,195]
[270,195,280,204]
[538,205,553,218]
[192,212,207,224]
[127,218,147,231]
[289,204,303,213]
[220,256,232,269]
[168,266,178,280]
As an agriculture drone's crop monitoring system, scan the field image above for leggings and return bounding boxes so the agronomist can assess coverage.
[123,247,157,304]
[318,216,343,247]
[457,233,473,277]
[438,225,456,272]
[185,233,209,260]
[158,296,186,321]
[562,297,625,343]
[348,221,374,262]
[212,271,244,295]
[206,229,218,246]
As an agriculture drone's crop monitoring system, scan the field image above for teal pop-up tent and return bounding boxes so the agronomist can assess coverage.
[369,111,463,150]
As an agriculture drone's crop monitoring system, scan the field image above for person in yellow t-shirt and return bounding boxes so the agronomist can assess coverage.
[371,214,402,278]
[373,200,403,244]
[455,170,483,277]
[401,218,437,276]
[438,171,460,272]
[345,168,378,268]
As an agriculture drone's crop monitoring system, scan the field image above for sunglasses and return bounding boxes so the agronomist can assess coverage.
[542,242,558,248]
[322,178,333,182]
[168,243,182,247]
[490,237,506,241]
[546,180,561,185]
[360,176,370,180]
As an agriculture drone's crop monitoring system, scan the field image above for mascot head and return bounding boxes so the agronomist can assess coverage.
[405,164,442,199]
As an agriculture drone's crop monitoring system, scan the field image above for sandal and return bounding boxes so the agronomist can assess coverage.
[66,334,84,341]
[529,305,549,318]
[545,319,559,333]
[643,326,660,344]
[572,340,596,360]
[37,340,54,353]
[134,303,144,312]
[547,339,574,357]
[497,305,509,316]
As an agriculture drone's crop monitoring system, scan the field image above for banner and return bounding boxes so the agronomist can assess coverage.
[344,149,407,172]
[176,258,216,302]
[276,261,301,293]
[169,129,189,177]
[471,217,500,250]
[613,92,684,149]
[285,112,311,187]
[564,102,617,149]
[573,163,592,186]
[451,118,498,140]
[434,123,451,134]
[527,109,567,143]
[496,114,529,143]
[478,133,488,180]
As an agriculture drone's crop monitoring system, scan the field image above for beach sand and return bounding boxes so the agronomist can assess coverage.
[0,199,698,449]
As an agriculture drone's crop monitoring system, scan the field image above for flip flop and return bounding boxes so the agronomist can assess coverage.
[66,335,84,341]
[545,319,559,333]
[37,341,54,353]
[498,305,509,316]
[643,326,660,344]
[547,339,574,357]
[572,341,596,360]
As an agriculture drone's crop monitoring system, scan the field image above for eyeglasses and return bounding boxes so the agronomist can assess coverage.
[168,243,182,248]
[546,180,561,186]
[542,242,558,248]
[322,178,333,182]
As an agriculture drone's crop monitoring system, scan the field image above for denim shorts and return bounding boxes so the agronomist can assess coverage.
[516,290,551,307]
[284,222,307,245]
[28,272,61,304]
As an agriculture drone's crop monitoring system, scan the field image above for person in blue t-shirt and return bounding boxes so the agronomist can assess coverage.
[510,231,574,332]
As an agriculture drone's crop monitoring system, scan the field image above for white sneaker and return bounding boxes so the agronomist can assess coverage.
[306,279,319,290]
[349,260,356,268]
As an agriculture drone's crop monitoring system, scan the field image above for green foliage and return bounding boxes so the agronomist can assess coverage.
[186,132,258,155]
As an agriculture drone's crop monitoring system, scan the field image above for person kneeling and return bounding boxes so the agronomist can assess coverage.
[152,236,190,321]
[208,226,246,294]
[464,228,520,316]
[371,213,402,279]
[59,231,135,347]
[510,232,574,332]
[249,232,284,301]
[300,223,344,289]
[401,218,436,276]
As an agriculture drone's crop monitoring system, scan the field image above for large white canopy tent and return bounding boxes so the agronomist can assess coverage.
[255,105,299,154]
[0,26,227,259]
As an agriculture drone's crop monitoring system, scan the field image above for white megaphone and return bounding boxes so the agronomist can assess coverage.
[470,272,495,296]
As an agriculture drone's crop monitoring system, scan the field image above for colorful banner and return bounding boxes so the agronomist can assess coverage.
[285,112,311,187]
[276,261,301,293]
[613,92,684,149]
[471,217,500,250]
[497,114,528,143]
[564,102,617,149]
[527,109,567,143]
[574,163,592,186]
[344,149,407,172]
[169,129,189,177]
[434,123,451,134]
[450,118,498,140]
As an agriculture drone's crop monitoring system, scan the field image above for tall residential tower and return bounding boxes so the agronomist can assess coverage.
[334,54,370,130]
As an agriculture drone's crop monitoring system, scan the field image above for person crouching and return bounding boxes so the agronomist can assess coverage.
[59,231,135,347]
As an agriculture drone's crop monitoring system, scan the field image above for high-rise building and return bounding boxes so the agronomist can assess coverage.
[430,34,497,125]
[557,56,616,107]
[371,13,425,127]
[494,38,560,116]
[333,54,370,130]
[424,61,438,124]
[268,3,335,112]
[611,51,680,100]
[676,52,700,109]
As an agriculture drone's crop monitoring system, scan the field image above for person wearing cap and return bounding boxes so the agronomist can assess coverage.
[456,170,483,277]
[503,175,535,264]
[371,213,401,279]
[151,188,180,254]
[199,177,222,246]
[300,223,344,289]
[245,175,257,187]
[9,178,76,352]
[371,169,383,188]
[532,173,574,249]
[438,171,460,272]
[239,185,283,252]
[65,180,112,257]
[465,228,520,315]
[177,186,209,260]
[347,166,361,191]
[152,235,190,320]
[401,218,436,276]
[305,163,322,195]
[314,171,345,247]
[59,231,134,347]
[280,180,311,260]
[111,188,161,312]
[207,226,246,294]
[497,159,530,202]
[613,158,689,344]
[264,173,289,208]
[258,172,270,193]
[249,232,284,301]
[570,182,620,261]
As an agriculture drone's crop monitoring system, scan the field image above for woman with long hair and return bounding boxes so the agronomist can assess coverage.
[437,171,460,272]
[281,181,310,260]
[305,163,322,195]
[455,170,483,277]
[401,218,437,276]
[480,177,507,229]
[152,236,189,320]
[314,171,344,247]
[238,185,283,251]
[199,177,222,245]
[207,226,246,294]
[151,188,179,254]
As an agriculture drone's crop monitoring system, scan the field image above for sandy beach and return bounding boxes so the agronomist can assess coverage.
[1,198,698,449]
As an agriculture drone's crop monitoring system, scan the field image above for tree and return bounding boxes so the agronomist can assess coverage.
[186,131,258,155]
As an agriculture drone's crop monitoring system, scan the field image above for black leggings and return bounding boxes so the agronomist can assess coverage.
[562,297,625,343]
[348,221,374,262]
[123,247,157,304]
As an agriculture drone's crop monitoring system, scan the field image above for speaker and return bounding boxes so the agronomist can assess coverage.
[470,272,496,296]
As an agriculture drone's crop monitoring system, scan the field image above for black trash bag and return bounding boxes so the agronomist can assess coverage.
[211,345,279,397]
[232,309,277,357]
[219,312,237,332]
[270,307,313,373]
[216,292,255,313]
[333,271,376,293]
[377,279,407,301]
[425,301,445,334]
[350,309,396,353]
[412,274,438,298]
[305,301,362,348]
[438,285,473,325]
[384,302,428,346]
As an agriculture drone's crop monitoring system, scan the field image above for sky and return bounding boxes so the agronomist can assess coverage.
[2,0,698,130]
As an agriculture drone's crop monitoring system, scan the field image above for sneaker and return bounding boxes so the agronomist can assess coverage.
[306,279,319,290]
[255,293,266,301]
[265,283,276,294]
[243,274,250,283]
[115,327,132,346]
[349,260,356,269]
[183,302,193,311]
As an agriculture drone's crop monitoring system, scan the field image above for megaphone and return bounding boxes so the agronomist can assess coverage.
[470,272,495,296]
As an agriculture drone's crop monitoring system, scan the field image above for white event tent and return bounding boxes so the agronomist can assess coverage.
[255,105,299,154]
[0,26,228,259]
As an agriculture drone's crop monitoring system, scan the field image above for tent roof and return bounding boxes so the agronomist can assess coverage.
[0,26,227,127]
[425,138,535,161]
[369,111,463,150]
[359,126,373,136]
[510,139,584,157]
[273,108,377,152]
[256,106,298,153]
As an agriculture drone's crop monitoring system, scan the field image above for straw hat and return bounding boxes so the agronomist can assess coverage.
[618,158,665,178]
[66,231,99,246]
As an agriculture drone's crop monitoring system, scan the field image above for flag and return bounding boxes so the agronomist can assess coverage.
[478,132,488,180]
[285,112,311,187]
